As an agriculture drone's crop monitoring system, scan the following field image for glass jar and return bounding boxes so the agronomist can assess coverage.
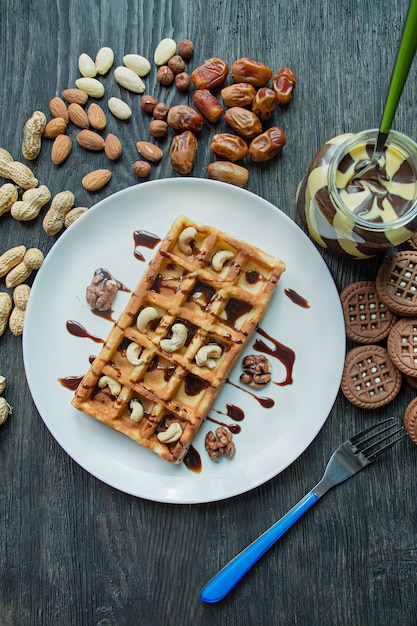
[296,129,417,259]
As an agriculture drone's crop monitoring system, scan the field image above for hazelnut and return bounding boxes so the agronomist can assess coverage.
[157,65,174,86]
[149,120,168,138]
[140,94,157,114]
[168,55,185,74]
[153,102,170,121]
[175,72,191,91]
[132,160,151,178]
[178,39,194,60]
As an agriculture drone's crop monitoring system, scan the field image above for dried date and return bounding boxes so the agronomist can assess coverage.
[224,106,262,139]
[210,133,248,162]
[220,82,256,107]
[231,57,272,87]
[167,104,204,133]
[170,130,198,174]
[272,67,296,104]
[248,126,286,162]
[191,57,229,90]
[206,161,249,188]
[252,87,279,121]
[193,89,224,123]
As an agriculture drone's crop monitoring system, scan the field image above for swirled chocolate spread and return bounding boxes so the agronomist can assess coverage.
[336,142,416,222]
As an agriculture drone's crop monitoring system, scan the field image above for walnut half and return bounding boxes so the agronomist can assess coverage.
[86,268,120,312]
[240,354,272,388]
[205,427,235,462]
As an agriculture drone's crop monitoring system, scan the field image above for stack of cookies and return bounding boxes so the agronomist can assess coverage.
[340,249,417,445]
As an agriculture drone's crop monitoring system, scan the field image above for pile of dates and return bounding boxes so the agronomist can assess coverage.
[140,55,296,187]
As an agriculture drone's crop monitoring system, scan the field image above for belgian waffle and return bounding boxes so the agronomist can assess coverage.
[72,215,286,463]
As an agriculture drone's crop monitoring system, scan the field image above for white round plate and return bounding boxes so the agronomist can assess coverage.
[23,178,345,504]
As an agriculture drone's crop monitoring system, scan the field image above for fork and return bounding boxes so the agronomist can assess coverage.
[199,417,406,604]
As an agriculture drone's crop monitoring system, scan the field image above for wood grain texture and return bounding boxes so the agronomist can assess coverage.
[1,0,417,624]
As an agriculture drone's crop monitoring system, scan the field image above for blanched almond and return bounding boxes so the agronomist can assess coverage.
[82,169,112,191]
[154,38,177,65]
[95,47,114,75]
[123,54,151,77]
[78,53,96,78]
[76,129,105,151]
[107,97,132,120]
[75,77,105,98]
[51,134,72,164]
[114,66,145,93]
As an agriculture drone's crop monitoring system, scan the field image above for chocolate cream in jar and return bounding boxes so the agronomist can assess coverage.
[296,130,417,259]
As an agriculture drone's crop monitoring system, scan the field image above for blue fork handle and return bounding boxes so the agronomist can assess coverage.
[199,491,319,604]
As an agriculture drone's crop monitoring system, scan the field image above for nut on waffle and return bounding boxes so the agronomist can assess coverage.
[72,215,285,463]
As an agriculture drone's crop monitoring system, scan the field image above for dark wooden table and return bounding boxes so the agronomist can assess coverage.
[1,1,417,624]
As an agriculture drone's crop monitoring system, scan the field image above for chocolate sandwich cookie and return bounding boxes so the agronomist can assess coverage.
[341,345,402,409]
[340,281,397,344]
[404,396,417,445]
[376,251,417,316]
[387,317,417,377]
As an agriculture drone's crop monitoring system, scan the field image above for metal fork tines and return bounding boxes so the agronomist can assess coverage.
[200,417,407,604]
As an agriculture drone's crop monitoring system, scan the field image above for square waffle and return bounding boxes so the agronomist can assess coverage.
[72,215,286,463]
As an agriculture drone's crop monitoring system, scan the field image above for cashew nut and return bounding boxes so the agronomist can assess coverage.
[195,344,223,369]
[129,399,144,422]
[98,375,121,396]
[211,249,235,272]
[136,306,159,332]
[160,323,188,352]
[157,422,183,443]
[178,226,197,254]
[126,342,143,366]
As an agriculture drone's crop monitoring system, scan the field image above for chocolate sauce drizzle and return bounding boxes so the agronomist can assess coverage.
[284,288,310,308]
[226,378,275,408]
[133,230,161,261]
[254,327,295,386]
[66,320,104,344]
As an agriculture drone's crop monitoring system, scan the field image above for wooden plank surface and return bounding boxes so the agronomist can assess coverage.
[1,0,417,624]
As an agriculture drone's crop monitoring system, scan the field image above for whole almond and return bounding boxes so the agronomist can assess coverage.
[61,88,88,105]
[95,47,114,75]
[76,129,105,151]
[75,77,105,98]
[107,97,132,120]
[87,103,106,130]
[49,97,69,122]
[43,117,68,139]
[104,134,122,160]
[68,103,90,129]
[136,141,163,162]
[114,66,145,93]
[78,53,96,78]
[51,134,72,165]
[82,169,112,191]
